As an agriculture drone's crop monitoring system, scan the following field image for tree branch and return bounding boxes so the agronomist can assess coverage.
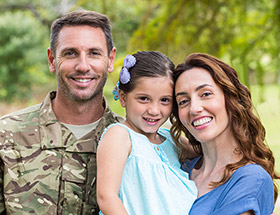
[0,3,55,27]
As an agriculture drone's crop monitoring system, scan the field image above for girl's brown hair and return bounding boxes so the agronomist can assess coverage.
[119,51,174,93]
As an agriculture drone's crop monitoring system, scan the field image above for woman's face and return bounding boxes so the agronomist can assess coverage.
[175,67,230,143]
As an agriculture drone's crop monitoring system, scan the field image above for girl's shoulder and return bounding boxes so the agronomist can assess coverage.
[104,122,126,130]
[100,123,131,142]
[104,123,138,134]
[102,122,130,133]
[101,123,146,145]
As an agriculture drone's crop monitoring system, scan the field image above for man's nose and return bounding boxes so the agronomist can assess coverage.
[75,54,90,72]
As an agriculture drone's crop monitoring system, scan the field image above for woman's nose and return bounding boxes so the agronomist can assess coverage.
[189,99,203,115]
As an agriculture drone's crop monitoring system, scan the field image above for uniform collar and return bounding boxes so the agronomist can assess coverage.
[38,91,122,151]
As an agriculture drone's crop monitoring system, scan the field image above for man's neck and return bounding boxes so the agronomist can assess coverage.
[51,93,104,125]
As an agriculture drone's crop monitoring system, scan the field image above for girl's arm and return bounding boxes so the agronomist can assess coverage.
[97,125,131,215]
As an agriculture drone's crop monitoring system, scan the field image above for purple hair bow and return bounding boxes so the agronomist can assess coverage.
[119,55,136,84]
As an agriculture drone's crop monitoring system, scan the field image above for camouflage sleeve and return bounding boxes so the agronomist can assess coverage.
[0,158,5,213]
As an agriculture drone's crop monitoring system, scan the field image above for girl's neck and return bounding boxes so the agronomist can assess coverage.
[149,133,165,145]
[123,121,164,145]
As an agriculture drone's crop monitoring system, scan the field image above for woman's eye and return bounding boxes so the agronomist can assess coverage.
[177,99,189,106]
[202,91,212,97]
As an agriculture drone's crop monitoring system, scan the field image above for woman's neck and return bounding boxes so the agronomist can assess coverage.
[191,133,241,197]
[200,134,240,173]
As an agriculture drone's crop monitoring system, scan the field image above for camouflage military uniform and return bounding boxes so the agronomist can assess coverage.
[0,91,123,215]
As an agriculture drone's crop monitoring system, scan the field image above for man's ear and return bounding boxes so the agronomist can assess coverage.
[118,89,127,107]
[108,47,116,73]
[47,48,56,74]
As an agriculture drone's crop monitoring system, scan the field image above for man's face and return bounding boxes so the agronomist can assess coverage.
[48,25,116,103]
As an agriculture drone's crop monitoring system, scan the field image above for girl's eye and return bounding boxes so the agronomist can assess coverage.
[161,98,171,104]
[139,97,149,101]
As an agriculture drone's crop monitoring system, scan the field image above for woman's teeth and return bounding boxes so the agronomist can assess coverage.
[193,117,212,127]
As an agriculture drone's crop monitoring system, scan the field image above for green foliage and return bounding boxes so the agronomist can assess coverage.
[0,0,280,104]
[0,11,49,102]
[74,0,143,55]
[128,0,280,91]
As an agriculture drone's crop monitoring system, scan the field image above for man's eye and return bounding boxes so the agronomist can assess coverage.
[90,51,101,56]
[64,51,76,56]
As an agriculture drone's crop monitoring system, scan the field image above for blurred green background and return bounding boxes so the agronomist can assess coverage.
[0,0,279,211]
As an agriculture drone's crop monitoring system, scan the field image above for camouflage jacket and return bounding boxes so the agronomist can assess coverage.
[0,91,123,215]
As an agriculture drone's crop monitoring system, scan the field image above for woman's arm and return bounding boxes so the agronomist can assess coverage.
[97,126,131,215]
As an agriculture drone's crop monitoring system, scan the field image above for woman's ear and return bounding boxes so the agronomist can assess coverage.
[119,90,127,107]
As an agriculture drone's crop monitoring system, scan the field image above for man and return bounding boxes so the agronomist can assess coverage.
[0,10,122,214]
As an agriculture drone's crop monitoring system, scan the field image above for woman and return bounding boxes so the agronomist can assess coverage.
[170,53,279,214]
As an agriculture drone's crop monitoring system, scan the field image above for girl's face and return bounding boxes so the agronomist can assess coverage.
[175,67,230,144]
[120,76,173,140]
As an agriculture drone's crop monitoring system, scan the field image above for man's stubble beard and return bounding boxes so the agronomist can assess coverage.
[57,71,107,104]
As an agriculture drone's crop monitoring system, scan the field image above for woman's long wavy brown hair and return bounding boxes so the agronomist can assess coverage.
[170,53,280,202]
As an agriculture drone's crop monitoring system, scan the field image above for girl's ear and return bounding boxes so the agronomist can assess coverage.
[119,90,127,107]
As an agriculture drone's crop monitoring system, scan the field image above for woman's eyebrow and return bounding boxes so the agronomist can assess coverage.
[175,84,213,97]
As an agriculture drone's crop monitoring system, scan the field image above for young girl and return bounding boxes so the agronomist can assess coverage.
[97,51,197,214]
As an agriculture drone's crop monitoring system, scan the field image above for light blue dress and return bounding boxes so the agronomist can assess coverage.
[99,123,197,215]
